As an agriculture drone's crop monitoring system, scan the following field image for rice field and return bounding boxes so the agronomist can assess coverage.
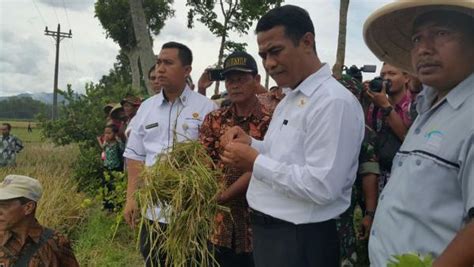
[0,120,142,266]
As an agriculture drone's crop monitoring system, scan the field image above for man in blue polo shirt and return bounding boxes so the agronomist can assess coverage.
[364,1,474,266]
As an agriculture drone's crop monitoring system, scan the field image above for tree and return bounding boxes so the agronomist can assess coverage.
[95,0,174,95]
[186,0,283,95]
[332,0,350,79]
[0,96,51,120]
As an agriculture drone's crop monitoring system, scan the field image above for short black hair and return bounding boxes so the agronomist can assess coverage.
[2,123,11,131]
[148,64,156,78]
[256,5,315,47]
[105,124,119,134]
[161,42,193,66]
[413,10,474,42]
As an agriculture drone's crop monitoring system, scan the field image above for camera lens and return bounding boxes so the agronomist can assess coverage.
[369,77,384,92]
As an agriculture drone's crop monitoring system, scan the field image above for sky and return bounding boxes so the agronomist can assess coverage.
[0,0,393,97]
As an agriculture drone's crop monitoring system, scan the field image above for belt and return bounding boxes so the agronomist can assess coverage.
[249,208,293,225]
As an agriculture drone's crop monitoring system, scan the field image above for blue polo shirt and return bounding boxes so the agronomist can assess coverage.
[369,74,474,266]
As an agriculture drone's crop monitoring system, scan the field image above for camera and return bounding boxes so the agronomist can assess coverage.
[369,77,392,93]
[344,65,376,82]
[208,68,224,81]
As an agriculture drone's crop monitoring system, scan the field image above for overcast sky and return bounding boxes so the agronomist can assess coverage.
[0,0,392,97]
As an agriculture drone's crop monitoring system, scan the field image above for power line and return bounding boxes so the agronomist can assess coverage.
[31,0,48,26]
[60,0,80,89]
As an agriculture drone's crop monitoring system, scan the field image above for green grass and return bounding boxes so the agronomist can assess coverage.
[73,209,143,267]
[2,119,42,143]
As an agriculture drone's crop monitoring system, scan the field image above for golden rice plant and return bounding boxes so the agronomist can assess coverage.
[137,140,226,267]
[0,143,88,234]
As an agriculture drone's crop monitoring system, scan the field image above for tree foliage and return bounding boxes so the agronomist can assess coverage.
[186,0,283,94]
[94,0,174,50]
[38,59,140,192]
[95,0,174,94]
[0,96,51,120]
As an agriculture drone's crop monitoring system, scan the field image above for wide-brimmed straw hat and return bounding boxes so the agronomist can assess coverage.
[364,0,473,74]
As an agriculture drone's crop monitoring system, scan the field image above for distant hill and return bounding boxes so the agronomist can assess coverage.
[0,92,65,104]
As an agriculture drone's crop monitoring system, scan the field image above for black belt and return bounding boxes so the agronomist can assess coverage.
[249,208,293,225]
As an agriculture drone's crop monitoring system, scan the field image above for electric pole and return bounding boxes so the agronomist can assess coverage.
[44,24,72,120]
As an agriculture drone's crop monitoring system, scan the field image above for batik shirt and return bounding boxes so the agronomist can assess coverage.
[199,100,272,253]
[103,141,125,171]
[0,135,23,167]
[0,220,79,267]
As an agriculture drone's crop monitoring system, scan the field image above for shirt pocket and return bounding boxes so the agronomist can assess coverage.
[181,118,201,140]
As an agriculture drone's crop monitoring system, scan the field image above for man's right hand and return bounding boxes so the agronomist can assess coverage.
[198,69,214,96]
[220,126,251,148]
[124,198,139,229]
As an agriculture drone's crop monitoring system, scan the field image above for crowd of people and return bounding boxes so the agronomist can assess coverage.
[1,0,473,266]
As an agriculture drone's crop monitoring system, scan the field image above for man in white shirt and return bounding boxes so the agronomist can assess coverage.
[220,5,364,267]
[123,41,217,267]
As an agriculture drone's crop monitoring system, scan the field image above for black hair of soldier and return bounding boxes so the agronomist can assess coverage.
[105,124,120,134]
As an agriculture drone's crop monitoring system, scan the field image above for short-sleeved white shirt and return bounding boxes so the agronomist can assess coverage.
[124,86,217,222]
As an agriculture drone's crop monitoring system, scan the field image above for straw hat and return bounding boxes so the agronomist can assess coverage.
[364,0,473,74]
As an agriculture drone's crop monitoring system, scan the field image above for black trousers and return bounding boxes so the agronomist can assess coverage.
[139,220,168,267]
[250,210,339,267]
[212,245,254,267]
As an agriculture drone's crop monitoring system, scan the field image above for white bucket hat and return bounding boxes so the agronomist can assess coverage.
[363,0,473,74]
[0,175,43,202]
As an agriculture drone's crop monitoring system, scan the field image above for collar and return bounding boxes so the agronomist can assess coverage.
[417,73,474,113]
[157,85,192,107]
[0,220,44,247]
[292,63,332,97]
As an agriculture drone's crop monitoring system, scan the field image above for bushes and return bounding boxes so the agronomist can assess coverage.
[38,82,138,194]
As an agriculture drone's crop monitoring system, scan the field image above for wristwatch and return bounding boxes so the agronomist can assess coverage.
[381,106,393,117]
[365,210,375,219]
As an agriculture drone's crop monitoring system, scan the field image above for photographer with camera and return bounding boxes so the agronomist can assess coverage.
[365,62,412,193]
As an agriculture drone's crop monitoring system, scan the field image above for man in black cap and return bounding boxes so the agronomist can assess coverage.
[199,51,272,267]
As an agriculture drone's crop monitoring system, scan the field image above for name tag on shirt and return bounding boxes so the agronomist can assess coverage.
[145,122,159,129]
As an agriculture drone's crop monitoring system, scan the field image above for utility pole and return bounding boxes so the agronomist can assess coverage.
[44,24,72,120]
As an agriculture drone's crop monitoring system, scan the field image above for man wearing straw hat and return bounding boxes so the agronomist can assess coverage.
[0,175,79,266]
[364,1,474,266]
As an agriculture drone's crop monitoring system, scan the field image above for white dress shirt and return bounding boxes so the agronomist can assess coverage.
[247,64,365,224]
[124,86,217,222]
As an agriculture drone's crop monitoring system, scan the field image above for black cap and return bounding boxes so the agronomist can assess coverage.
[221,51,258,77]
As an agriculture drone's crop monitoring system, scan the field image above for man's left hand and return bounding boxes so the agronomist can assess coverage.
[366,86,391,108]
[221,142,258,172]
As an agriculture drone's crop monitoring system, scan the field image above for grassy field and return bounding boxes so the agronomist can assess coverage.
[1,120,42,143]
[2,119,370,266]
[1,120,143,266]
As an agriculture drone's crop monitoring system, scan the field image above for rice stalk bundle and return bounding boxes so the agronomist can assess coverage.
[138,140,226,267]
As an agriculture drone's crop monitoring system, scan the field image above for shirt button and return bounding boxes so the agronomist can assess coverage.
[415,128,421,134]
[416,159,422,166]
[371,229,376,236]
[380,195,384,201]
[398,161,403,167]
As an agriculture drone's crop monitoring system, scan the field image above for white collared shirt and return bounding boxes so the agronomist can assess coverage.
[246,64,365,224]
[124,86,217,222]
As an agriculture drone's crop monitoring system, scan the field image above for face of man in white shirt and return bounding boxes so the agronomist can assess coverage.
[257,25,313,89]
[156,48,192,94]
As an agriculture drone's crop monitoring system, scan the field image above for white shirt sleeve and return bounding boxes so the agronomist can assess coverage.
[252,98,363,205]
